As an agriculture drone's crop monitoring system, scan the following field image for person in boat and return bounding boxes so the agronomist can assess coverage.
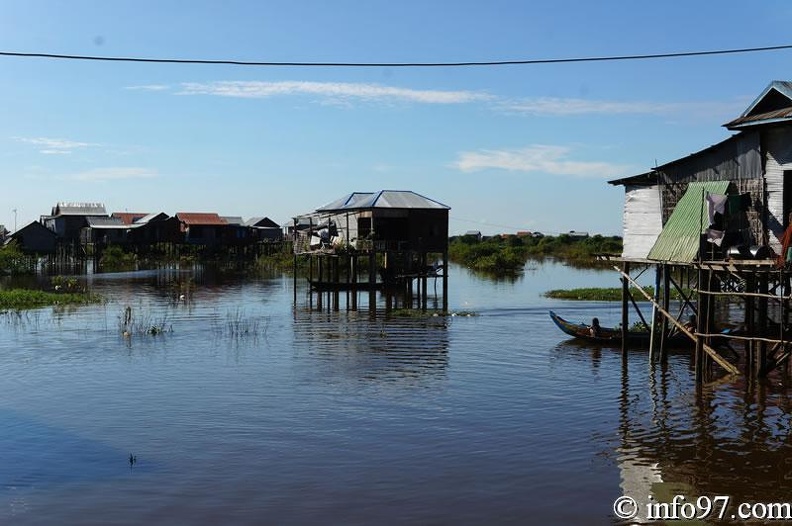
[589,317,602,337]
[683,314,697,333]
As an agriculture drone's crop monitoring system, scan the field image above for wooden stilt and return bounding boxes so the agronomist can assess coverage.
[621,262,630,360]
[649,265,661,363]
[660,264,671,363]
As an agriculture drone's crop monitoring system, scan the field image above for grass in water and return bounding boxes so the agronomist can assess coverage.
[118,305,172,337]
[544,287,655,301]
[0,289,102,310]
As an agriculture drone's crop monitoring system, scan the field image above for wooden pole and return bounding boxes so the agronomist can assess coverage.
[758,273,769,377]
[615,265,739,376]
[745,273,755,375]
[660,264,671,362]
[621,262,630,359]
[695,267,708,382]
[368,248,377,313]
[442,250,449,313]
[649,265,661,362]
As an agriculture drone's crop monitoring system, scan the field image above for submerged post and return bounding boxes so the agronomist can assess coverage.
[621,262,629,359]
[442,250,449,313]
[660,264,671,362]
[649,265,661,362]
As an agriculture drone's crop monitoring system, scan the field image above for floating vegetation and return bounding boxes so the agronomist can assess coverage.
[0,288,102,310]
[118,305,172,337]
[544,286,690,301]
[544,287,654,301]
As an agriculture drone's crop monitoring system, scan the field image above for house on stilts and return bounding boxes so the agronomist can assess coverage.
[292,190,450,313]
[609,80,792,381]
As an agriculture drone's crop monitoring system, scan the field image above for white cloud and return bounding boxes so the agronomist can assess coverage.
[125,84,171,91]
[15,137,94,154]
[67,167,158,182]
[453,145,633,178]
[178,81,491,105]
[500,97,743,117]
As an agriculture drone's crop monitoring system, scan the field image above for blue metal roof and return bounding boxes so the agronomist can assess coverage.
[316,190,449,212]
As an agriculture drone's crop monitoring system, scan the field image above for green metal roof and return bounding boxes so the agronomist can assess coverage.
[647,181,730,263]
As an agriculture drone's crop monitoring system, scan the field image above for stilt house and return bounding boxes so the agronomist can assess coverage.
[294,190,450,313]
[608,80,792,380]
[42,202,109,242]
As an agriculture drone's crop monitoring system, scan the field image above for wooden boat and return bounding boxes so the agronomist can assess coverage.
[549,311,694,346]
[549,311,637,343]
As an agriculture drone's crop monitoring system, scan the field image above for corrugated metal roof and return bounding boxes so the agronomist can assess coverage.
[134,212,169,224]
[245,216,280,228]
[85,216,127,228]
[725,106,792,129]
[358,190,449,209]
[316,192,375,212]
[176,213,228,226]
[724,80,792,129]
[221,216,244,226]
[112,212,149,225]
[647,181,730,263]
[51,202,107,216]
[315,190,449,212]
[608,171,657,187]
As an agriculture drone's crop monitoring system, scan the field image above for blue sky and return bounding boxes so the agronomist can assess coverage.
[2,1,792,236]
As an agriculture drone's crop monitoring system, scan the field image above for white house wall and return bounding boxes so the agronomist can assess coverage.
[764,127,792,253]
[622,184,662,259]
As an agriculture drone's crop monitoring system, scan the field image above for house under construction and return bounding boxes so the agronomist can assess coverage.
[609,80,792,382]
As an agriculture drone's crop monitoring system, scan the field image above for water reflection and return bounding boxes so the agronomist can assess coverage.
[291,310,450,385]
[617,358,792,524]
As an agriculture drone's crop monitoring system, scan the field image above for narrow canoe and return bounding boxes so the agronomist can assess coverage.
[549,311,696,347]
[549,310,649,344]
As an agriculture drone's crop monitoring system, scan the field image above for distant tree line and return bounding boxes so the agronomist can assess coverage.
[448,233,623,274]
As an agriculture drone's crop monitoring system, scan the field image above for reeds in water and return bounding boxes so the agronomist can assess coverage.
[118,305,172,337]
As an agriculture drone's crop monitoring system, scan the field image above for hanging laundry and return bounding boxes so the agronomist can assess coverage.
[705,228,725,246]
[706,192,728,224]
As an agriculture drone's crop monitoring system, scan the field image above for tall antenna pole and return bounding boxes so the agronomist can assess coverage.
[12,208,17,232]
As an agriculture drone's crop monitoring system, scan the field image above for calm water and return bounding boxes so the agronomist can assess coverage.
[0,261,790,525]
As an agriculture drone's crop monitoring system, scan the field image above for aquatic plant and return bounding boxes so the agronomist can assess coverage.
[167,277,195,304]
[0,241,35,276]
[543,287,651,301]
[50,275,81,292]
[0,308,42,329]
[212,307,269,340]
[118,305,172,337]
[0,288,102,310]
[100,245,138,272]
[449,234,624,274]
[543,286,688,301]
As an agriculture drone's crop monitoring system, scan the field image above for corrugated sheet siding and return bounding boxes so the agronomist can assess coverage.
[622,184,662,259]
[764,127,792,253]
[658,132,762,222]
[647,181,730,262]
